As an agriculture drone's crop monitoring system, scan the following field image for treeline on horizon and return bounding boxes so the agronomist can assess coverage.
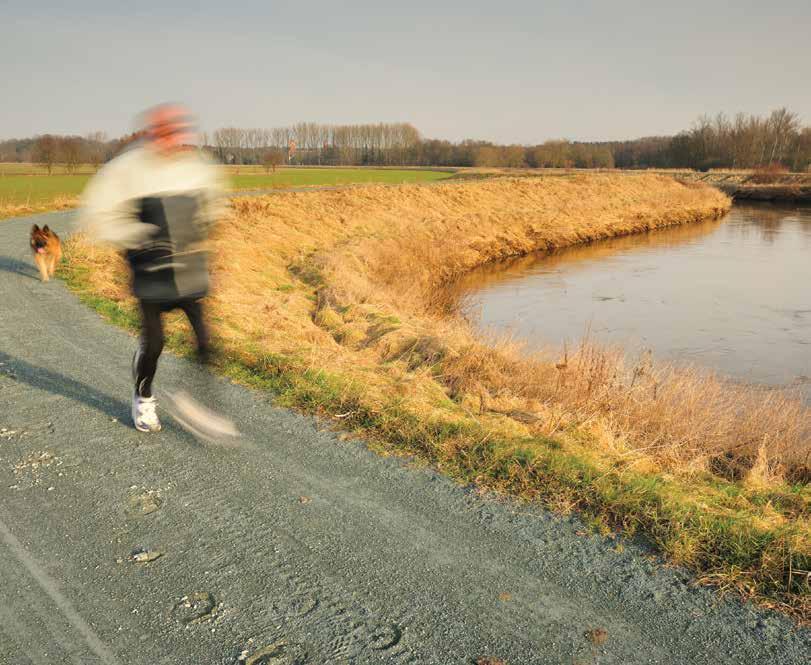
[2,108,809,173]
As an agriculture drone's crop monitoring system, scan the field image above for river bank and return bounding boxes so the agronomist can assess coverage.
[61,175,810,618]
[451,167,811,203]
[673,171,811,203]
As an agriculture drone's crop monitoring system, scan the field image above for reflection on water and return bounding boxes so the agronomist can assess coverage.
[454,204,811,396]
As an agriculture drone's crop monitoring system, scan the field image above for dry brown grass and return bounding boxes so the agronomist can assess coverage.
[293,176,805,480]
[751,163,791,184]
[0,194,78,220]
[66,175,811,480]
[443,337,810,481]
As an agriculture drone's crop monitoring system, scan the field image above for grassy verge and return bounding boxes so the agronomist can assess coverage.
[60,175,810,619]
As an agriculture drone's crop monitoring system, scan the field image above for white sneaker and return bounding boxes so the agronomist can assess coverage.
[132,392,162,432]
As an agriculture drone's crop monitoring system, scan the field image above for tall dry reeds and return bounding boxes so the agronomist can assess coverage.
[439,336,810,482]
[294,175,807,481]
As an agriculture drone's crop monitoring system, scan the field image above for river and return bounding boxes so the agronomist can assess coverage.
[454,203,811,397]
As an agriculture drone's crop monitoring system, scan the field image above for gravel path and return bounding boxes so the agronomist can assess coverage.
[0,210,808,664]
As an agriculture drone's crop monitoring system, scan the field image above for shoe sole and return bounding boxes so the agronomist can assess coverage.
[133,422,162,433]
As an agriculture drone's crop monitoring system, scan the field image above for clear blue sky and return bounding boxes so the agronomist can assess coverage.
[1,1,808,143]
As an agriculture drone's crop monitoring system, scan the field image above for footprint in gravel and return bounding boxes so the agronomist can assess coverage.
[242,640,308,665]
[126,489,163,517]
[368,623,402,651]
[287,592,319,617]
[171,592,219,625]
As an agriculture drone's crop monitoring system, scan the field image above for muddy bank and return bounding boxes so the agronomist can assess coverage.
[720,183,811,202]
[671,171,811,203]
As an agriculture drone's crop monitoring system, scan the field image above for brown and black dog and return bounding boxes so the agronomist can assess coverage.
[30,224,62,282]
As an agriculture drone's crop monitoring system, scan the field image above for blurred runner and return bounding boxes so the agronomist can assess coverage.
[79,103,238,442]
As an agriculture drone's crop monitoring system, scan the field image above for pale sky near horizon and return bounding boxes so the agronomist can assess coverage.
[1,1,808,144]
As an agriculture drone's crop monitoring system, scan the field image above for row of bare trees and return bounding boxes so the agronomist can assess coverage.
[201,127,616,170]
[407,140,526,168]
[0,133,113,174]
[668,109,810,171]
[525,141,614,169]
[608,109,811,172]
[204,122,423,167]
[403,139,614,169]
[2,108,808,173]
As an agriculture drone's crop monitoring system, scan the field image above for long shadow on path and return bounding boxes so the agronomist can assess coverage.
[0,351,209,445]
[0,350,129,421]
[0,254,40,281]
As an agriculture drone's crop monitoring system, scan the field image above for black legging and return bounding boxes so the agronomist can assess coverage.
[134,299,210,398]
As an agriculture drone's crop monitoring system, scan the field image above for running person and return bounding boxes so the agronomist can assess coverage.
[80,104,230,435]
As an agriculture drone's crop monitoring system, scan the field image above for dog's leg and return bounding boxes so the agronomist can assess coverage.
[48,255,57,278]
[35,254,49,282]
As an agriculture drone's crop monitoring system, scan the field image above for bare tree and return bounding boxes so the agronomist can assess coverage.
[212,127,247,167]
[765,108,801,165]
[85,131,108,171]
[59,137,84,174]
[33,135,59,174]
[262,149,285,174]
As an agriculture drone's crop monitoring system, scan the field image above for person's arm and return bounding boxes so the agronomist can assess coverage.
[77,153,158,249]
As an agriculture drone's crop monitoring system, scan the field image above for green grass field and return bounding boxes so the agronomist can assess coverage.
[0,166,454,218]
[0,175,90,205]
[231,167,452,190]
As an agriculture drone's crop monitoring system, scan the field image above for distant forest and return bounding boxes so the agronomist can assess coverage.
[2,108,809,172]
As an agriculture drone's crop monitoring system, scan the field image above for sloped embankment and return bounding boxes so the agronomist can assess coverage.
[63,175,811,618]
[673,170,811,202]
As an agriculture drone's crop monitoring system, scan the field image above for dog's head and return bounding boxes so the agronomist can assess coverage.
[30,224,51,254]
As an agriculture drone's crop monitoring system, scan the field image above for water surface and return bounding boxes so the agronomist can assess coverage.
[455,204,811,394]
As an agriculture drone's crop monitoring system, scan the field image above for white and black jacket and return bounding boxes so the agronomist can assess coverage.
[79,145,226,303]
